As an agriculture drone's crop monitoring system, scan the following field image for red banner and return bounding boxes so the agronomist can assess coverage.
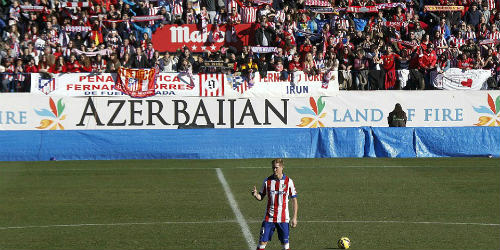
[115,67,157,98]
[152,24,256,52]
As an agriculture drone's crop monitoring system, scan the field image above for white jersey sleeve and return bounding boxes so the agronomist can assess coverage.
[288,178,297,198]
[259,179,267,197]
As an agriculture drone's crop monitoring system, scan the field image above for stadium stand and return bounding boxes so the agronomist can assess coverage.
[0,0,500,92]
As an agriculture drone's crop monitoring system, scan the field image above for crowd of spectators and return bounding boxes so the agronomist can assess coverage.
[1,0,500,92]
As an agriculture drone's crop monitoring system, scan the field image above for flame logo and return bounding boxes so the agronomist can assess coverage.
[295,97,327,128]
[472,94,500,126]
[34,98,66,130]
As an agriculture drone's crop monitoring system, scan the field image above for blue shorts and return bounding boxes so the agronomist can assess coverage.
[258,222,289,243]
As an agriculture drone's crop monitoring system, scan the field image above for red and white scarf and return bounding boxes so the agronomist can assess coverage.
[60,1,91,8]
[64,26,92,32]
[73,48,111,57]
[346,6,378,13]
[390,38,418,47]
[20,5,46,12]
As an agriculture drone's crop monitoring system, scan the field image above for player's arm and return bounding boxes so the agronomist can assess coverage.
[289,179,298,228]
[291,197,298,228]
[252,185,263,201]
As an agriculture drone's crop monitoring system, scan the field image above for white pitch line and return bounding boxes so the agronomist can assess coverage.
[216,168,255,250]
[0,220,236,230]
[247,220,500,226]
[0,167,218,172]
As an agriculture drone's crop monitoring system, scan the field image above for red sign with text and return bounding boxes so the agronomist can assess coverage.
[152,24,256,52]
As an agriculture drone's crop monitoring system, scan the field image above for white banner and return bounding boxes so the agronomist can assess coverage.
[225,71,339,97]
[432,68,490,90]
[30,73,224,97]
[250,47,278,53]
[31,71,339,97]
[1,91,499,130]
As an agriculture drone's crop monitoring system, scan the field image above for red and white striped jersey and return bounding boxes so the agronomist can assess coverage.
[228,13,241,24]
[241,6,257,24]
[259,175,297,223]
[171,0,183,17]
[435,25,446,37]
[450,36,466,49]
[488,31,500,40]
[149,7,160,25]
[487,0,496,10]
[4,65,14,81]
[226,0,238,14]
[465,30,476,41]
[331,36,342,46]
[337,19,349,31]
[274,10,286,23]
[434,37,448,55]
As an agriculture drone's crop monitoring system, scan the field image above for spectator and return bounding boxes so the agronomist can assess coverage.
[381,45,401,90]
[241,56,258,86]
[48,56,67,74]
[419,43,438,89]
[162,51,178,72]
[353,49,369,90]
[37,54,51,73]
[65,54,82,73]
[338,46,353,90]
[1,58,14,92]
[122,53,134,68]
[24,58,38,74]
[43,47,56,68]
[458,53,474,70]
[257,55,271,77]
[132,47,149,68]
[178,47,195,66]
[431,53,450,88]
[255,20,274,47]
[434,18,451,40]
[302,52,317,75]
[177,57,195,86]
[106,53,122,73]
[201,0,218,23]
[465,3,482,28]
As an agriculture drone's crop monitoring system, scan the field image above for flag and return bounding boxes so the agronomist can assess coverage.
[115,67,157,97]
[94,34,100,46]
[227,74,250,94]
[199,73,225,96]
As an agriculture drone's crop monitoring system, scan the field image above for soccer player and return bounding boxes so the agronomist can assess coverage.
[251,158,298,250]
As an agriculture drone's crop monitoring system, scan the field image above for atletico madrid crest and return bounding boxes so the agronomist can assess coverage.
[115,67,158,98]
[38,77,56,95]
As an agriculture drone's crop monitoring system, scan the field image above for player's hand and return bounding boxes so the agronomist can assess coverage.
[291,217,297,228]
[251,186,257,196]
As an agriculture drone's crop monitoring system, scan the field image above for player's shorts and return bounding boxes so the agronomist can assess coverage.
[258,221,289,243]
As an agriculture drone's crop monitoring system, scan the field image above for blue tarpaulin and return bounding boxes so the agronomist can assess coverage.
[0,127,498,161]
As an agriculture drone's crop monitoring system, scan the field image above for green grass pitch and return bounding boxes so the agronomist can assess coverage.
[0,158,499,250]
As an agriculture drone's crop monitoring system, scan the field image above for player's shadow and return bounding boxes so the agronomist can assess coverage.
[325,248,341,249]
